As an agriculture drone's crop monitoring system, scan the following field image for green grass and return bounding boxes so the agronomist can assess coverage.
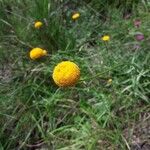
[0,0,150,149]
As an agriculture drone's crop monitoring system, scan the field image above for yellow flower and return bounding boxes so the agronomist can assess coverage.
[101,35,110,41]
[52,61,80,87]
[34,21,43,29]
[72,12,80,20]
[107,79,112,84]
[29,48,47,60]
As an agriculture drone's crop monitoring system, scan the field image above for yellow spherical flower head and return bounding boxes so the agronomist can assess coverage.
[29,48,47,60]
[101,35,110,41]
[72,12,80,20]
[34,21,43,29]
[53,61,80,87]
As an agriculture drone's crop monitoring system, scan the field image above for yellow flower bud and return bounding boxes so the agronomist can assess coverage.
[34,21,43,29]
[72,13,80,20]
[29,48,47,60]
[101,35,110,41]
[107,79,112,84]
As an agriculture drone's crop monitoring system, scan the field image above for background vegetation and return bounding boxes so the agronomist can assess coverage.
[0,0,150,149]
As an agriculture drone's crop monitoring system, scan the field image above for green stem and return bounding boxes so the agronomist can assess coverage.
[104,42,109,51]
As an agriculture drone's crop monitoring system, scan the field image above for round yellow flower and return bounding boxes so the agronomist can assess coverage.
[101,35,110,41]
[52,61,80,87]
[34,21,43,29]
[72,13,80,20]
[29,48,47,60]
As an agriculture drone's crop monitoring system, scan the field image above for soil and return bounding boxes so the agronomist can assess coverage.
[124,112,150,150]
[0,63,12,83]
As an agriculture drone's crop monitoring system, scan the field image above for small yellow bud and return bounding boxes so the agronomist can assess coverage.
[72,13,80,20]
[29,48,47,60]
[107,79,112,84]
[101,35,110,41]
[34,21,43,29]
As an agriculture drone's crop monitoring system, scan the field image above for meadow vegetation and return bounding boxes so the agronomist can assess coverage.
[0,0,150,149]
